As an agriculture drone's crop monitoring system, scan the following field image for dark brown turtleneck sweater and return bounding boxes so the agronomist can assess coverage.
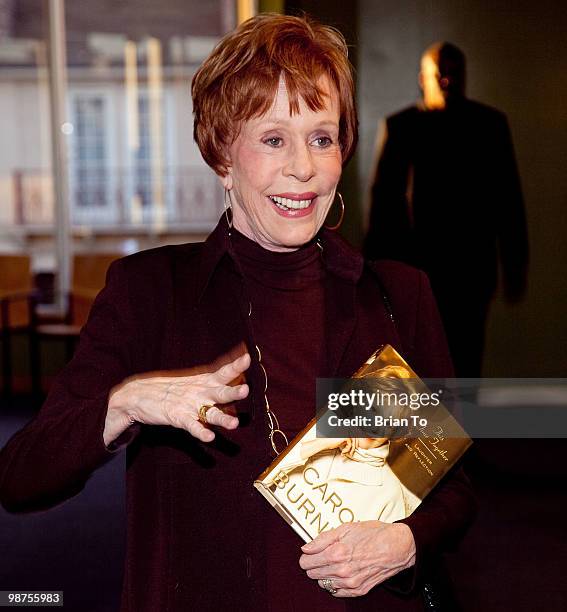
[231,229,346,611]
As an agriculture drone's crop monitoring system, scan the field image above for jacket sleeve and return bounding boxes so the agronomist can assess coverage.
[0,258,141,513]
[386,270,478,594]
[363,117,414,263]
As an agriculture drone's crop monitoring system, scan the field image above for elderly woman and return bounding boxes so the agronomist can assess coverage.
[0,13,475,612]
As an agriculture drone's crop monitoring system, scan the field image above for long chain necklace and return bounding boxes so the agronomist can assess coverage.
[225,207,289,455]
[251,321,289,455]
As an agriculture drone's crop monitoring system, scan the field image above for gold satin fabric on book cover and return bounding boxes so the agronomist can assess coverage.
[254,345,472,542]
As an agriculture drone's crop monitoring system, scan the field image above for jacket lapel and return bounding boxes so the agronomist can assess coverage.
[322,272,358,377]
[318,232,404,378]
[317,230,364,377]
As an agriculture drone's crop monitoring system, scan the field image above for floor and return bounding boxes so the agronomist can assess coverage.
[0,397,125,612]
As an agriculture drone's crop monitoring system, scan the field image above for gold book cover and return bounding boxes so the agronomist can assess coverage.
[254,345,472,543]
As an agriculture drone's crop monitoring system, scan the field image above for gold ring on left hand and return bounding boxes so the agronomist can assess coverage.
[321,578,337,594]
[198,404,216,424]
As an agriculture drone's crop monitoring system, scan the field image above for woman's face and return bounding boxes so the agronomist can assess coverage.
[223,76,343,252]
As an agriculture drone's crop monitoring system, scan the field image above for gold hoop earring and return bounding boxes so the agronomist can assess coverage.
[324,192,345,231]
[224,188,233,230]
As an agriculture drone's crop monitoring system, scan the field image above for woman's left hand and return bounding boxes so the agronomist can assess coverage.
[299,521,416,597]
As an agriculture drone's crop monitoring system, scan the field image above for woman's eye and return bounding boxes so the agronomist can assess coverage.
[313,136,333,148]
[264,137,283,147]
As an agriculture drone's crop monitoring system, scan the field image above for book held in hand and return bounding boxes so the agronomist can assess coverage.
[254,344,472,542]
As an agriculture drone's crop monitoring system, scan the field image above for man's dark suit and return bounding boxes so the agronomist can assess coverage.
[363,98,529,377]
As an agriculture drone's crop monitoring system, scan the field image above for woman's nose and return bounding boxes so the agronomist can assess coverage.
[283,142,314,182]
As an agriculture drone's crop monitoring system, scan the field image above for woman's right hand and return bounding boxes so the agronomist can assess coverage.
[103,353,251,447]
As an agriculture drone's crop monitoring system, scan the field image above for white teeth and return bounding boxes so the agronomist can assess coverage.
[269,195,313,210]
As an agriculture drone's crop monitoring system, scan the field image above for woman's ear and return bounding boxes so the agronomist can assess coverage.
[223,167,233,191]
[217,167,233,191]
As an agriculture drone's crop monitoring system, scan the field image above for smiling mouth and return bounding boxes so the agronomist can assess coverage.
[268,195,315,211]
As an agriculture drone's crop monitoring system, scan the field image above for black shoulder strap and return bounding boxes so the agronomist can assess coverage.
[366,261,397,331]
[379,279,396,328]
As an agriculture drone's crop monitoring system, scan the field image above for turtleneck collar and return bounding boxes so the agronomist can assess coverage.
[229,227,323,290]
[194,215,364,302]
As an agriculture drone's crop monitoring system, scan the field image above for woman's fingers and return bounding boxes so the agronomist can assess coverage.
[182,379,249,435]
[301,527,342,557]
[185,416,216,442]
[210,381,249,405]
[202,405,239,430]
[213,353,251,384]
[307,562,355,580]
[121,355,252,441]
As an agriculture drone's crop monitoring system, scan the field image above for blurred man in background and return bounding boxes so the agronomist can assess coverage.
[363,42,529,377]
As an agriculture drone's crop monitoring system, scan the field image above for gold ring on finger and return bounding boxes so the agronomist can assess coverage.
[198,404,216,424]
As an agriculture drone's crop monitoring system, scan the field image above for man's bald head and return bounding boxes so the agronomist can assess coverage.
[419,42,466,109]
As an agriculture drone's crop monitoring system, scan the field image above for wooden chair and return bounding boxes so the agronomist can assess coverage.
[0,254,35,396]
[31,253,122,394]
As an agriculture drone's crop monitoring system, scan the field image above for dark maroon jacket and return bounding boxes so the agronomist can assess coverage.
[0,217,475,611]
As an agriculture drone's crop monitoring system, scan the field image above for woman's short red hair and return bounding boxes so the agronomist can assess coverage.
[191,13,358,176]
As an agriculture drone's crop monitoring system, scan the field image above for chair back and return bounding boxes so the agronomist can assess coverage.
[71,253,122,327]
[0,254,33,329]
